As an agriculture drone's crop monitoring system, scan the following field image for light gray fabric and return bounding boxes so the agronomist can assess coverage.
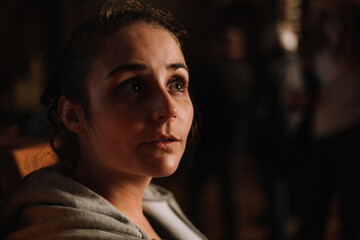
[1,164,207,240]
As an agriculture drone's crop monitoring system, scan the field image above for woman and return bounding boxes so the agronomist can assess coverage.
[1,1,206,239]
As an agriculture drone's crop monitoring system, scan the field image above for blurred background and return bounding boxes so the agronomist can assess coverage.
[1,0,360,239]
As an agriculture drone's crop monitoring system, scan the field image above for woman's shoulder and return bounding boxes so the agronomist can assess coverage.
[7,164,98,204]
[1,164,146,240]
[2,163,131,218]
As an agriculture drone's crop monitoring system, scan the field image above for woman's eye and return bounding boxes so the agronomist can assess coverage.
[116,79,142,95]
[168,78,188,92]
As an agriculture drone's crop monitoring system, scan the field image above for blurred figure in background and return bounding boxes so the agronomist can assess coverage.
[189,2,259,239]
[190,25,254,240]
[294,0,360,239]
[253,19,307,240]
[190,1,307,238]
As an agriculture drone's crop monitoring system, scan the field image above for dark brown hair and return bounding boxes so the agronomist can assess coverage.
[40,0,192,166]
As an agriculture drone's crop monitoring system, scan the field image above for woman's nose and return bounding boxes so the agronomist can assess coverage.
[151,89,178,122]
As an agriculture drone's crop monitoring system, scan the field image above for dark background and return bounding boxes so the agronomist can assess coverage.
[1,0,360,240]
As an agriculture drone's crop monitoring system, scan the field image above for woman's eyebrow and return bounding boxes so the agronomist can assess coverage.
[106,63,146,79]
[168,63,188,72]
[106,62,188,79]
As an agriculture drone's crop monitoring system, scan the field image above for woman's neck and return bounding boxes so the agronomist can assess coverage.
[72,163,161,239]
[73,162,149,210]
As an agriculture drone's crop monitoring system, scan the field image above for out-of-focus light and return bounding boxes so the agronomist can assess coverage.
[277,22,298,52]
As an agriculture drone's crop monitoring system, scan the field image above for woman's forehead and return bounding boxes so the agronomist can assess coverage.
[85,22,186,85]
[101,22,180,49]
[98,23,184,62]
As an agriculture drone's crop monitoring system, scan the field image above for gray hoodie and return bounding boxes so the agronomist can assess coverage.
[1,164,207,240]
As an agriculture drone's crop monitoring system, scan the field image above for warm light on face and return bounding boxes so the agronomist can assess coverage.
[78,23,194,179]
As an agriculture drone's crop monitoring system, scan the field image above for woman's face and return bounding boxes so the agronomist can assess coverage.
[79,23,193,179]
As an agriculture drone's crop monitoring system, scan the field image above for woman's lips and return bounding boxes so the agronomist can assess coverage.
[142,135,180,150]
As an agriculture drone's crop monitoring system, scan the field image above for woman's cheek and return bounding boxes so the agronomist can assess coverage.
[186,98,194,127]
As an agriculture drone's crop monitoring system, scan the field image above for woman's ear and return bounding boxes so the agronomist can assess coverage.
[57,95,85,134]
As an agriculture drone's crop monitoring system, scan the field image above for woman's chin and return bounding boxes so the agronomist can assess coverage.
[147,156,181,178]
